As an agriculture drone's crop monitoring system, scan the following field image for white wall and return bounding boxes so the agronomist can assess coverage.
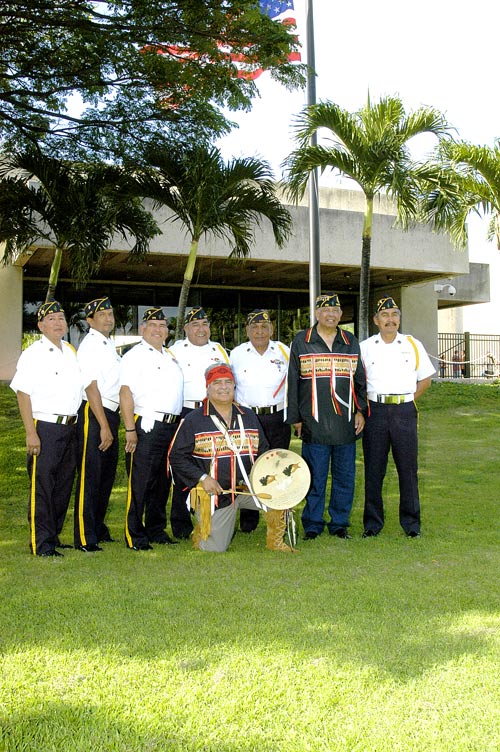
[401,282,439,367]
[0,263,23,380]
[440,214,500,335]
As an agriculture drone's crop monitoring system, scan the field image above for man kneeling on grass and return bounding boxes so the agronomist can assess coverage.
[169,363,292,552]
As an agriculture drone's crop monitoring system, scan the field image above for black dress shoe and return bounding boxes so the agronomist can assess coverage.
[38,550,64,557]
[130,543,153,551]
[407,531,421,538]
[239,523,257,534]
[362,530,379,538]
[55,543,73,549]
[331,528,351,539]
[304,531,319,540]
[77,544,103,552]
[150,535,178,545]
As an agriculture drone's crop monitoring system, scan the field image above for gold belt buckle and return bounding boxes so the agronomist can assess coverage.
[386,395,404,404]
[379,395,397,404]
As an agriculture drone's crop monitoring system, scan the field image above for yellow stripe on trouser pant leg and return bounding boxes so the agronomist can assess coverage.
[30,429,37,555]
[124,415,139,548]
[76,402,91,546]
[124,453,135,549]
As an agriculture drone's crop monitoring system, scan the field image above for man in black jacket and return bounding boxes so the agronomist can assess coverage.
[286,294,366,539]
[169,363,292,552]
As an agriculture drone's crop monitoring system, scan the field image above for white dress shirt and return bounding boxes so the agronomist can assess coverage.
[360,332,435,396]
[120,339,183,416]
[230,340,289,407]
[10,335,83,415]
[77,328,121,404]
[169,339,229,402]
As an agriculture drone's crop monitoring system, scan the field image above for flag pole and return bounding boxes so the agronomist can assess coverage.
[305,0,320,325]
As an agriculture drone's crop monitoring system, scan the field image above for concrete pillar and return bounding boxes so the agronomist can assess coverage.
[400,282,439,370]
[0,264,23,381]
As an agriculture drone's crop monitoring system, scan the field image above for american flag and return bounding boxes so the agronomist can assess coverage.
[152,1,300,86]
[238,0,300,79]
[260,1,297,23]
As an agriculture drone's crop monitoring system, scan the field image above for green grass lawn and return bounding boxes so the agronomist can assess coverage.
[1,381,500,751]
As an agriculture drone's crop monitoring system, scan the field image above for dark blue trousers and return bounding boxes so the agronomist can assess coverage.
[27,421,77,555]
[362,400,421,535]
[74,402,120,547]
[301,441,356,535]
[125,418,177,548]
[170,406,195,538]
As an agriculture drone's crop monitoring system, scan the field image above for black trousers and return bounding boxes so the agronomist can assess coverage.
[239,410,291,531]
[362,400,421,535]
[125,418,177,547]
[74,402,120,547]
[258,410,292,450]
[27,421,77,555]
[170,406,195,538]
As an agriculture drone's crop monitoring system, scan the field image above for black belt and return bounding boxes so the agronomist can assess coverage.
[253,405,283,415]
[34,412,78,425]
[160,413,180,424]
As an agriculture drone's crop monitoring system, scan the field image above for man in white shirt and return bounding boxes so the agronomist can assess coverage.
[168,306,229,538]
[360,297,435,538]
[11,300,83,557]
[120,307,184,550]
[74,297,121,552]
[230,309,290,532]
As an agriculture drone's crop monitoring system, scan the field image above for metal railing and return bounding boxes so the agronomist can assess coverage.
[437,332,500,379]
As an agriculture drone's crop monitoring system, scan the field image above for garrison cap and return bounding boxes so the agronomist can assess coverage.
[37,300,64,321]
[84,297,112,318]
[375,297,399,313]
[246,309,270,325]
[315,293,341,309]
[185,307,207,324]
[142,307,166,322]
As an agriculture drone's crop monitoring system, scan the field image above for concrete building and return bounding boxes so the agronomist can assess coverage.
[438,213,498,336]
[0,186,488,380]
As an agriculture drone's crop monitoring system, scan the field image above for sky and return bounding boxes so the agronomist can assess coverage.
[217,0,500,333]
[220,0,500,169]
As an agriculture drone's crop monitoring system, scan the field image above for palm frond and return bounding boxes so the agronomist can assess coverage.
[283,95,453,337]
[0,147,159,290]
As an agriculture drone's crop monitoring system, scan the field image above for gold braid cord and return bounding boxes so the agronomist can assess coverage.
[190,484,212,540]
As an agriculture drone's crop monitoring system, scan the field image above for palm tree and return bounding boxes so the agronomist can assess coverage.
[423,140,500,250]
[139,143,293,340]
[0,148,160,301]
[284,96,450,340]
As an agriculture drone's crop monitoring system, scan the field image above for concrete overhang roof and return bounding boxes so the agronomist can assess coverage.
[16,185,476,305]
[19,245,457,298]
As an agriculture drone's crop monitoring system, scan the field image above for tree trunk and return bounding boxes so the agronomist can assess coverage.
[174,237,199,341]
[45,246,63,302]
[357,196,373,343]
